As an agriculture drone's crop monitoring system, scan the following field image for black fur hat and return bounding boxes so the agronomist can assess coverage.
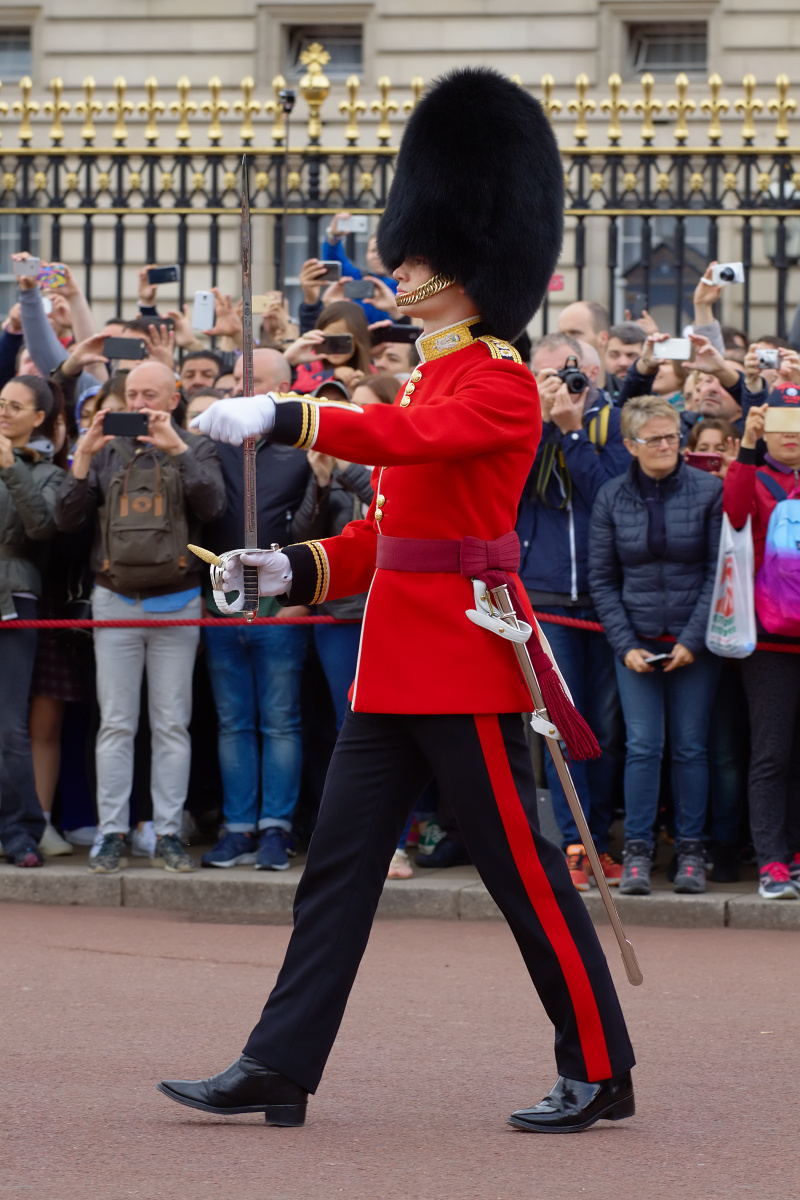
[377,68,564,342]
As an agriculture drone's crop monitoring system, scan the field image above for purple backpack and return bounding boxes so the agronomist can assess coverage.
[754,471,800,637]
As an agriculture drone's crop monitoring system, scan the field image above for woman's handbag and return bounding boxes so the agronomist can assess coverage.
[705,514,757,658]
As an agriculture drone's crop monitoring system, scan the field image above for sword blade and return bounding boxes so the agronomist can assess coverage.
[240,154,259,619]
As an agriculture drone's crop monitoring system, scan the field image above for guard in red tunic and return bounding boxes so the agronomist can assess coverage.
[159,67,636,1134]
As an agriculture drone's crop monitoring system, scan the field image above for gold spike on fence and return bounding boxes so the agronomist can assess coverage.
[263,75,288,144]
[601,73,628,145]
[170,77,197,145]
[13,76,39,145]
[541,75,562,124]
[202,76,229,145]
[138,77,164,145]
[108,77,133,144]
[667,72,696,144]
[568,73,596,145]
[235,77,260,145]
[769,75,796,145]
[403,76,424,115]
[736,74,764,144]
[340,75,365,144]
[634,73,662,145]
[701,73,728,145]
[372,76,398,144]
[75,77,102,145]
[44,77,69,145]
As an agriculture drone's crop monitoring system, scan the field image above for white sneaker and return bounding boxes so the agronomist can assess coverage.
[131,821,157,858]
[64,825,99,847]
[39,822,74,857]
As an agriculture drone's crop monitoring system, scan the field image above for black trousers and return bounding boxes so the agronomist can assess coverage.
[741,650,800,866]
[244,710,635,1093]
[0,597,46,857]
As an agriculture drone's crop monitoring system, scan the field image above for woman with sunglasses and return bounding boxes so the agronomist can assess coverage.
[588,395,723,896]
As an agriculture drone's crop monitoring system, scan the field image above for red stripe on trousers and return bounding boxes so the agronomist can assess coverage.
[474,714,613,1082]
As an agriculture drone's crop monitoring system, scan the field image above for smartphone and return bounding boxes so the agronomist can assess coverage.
[147,265,180,285]
[338,215,369,234]
[192,289,216,331]
[644,652,672,669]
[370,323,418,345]
[343,279,375,301]
[103,411,149,437]
[13,256,40,277]
[318,333,353,356]
[252,294,279,315]
[764,406,800,433]
[685,451,722,473]
[653,337,692,361]
[143,315,175,332]
[37,262,67,289]
[316,261,342,283]
[103,336,147,360]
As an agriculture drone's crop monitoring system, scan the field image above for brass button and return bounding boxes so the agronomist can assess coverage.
[375,509,383,521]
[376,494,385,506]
[410,369,422,382]
[399,396,410,407]
[404,382,415,394]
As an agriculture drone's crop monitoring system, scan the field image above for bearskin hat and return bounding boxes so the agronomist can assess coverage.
[377,68,564,342]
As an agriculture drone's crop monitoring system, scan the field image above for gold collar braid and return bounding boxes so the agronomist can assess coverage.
[395,273,455,307]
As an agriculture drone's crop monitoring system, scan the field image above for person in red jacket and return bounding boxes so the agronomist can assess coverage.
[159,67,635,1135]
[724,395,800,900]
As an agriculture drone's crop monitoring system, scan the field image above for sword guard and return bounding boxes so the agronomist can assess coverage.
[465,578,531,643]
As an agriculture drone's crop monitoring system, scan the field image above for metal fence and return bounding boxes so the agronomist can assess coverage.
[2,49,800,335]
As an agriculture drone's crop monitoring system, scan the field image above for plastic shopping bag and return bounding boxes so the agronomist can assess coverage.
[705,514,757,658]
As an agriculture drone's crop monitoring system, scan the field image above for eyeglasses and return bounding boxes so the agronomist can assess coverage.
[632,433,681,448]
[0,399,35,415]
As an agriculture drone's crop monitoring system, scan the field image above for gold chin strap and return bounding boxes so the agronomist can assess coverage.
[395,272,455,307]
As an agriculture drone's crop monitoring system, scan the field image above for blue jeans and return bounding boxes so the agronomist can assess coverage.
[313,622,362,732]
[538,608,622,853]
[203,622,309,832]
[614,641,721,846]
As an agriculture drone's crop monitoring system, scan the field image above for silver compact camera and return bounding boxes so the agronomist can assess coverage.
[756,348,781,370]
[710,262,745,286]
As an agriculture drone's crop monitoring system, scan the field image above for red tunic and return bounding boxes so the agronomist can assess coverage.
[271,318,542,714]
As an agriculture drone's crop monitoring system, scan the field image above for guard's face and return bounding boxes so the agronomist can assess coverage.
[393,257,435,297]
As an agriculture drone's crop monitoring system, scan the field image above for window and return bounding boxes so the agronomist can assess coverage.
[0,28,31,80]
[286,25,363,79]
[627,22,707,75]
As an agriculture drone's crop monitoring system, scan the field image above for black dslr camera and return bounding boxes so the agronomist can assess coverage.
[557,356,589,393]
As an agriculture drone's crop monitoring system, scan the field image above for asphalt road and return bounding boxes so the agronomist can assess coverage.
[2,905,798,1200]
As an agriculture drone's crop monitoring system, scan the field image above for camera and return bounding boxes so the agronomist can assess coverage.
[278,88,296,115]
[710,262,745,286]
[557,356,589,394]
[756,348,780,370]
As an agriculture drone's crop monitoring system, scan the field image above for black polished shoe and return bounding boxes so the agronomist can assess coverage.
[157,1055,307,1126]
[508,1071,634,1133]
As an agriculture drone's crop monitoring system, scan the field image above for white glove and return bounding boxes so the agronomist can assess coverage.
[191,393,277,445]
[211,548,292,614]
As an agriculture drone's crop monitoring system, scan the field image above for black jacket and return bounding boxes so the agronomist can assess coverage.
[290,463,375,619]
[588,457,722,659]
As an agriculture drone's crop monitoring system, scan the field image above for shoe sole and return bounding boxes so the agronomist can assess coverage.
[88,858,128,874]
[674,883,706,894]
[151,860,197,873]
[201,855,258,868]
[619,885,650,896]
[759,887,798,900]
[156,1082,305,1126]
[507,1094,635,1134]
[254,861,290,871]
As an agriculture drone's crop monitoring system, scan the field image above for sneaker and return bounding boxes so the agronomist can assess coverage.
[39,822,74,857]
[131,821,157,858]
[9,844,44,868]
[674,839,706,894]
[416,820,445,856]
[255,828,291,871]
[201,831,258,869]
[89,833,127,874]
[565,844,590,892]
[758,862,798,900]
[415,835,472,869]
[582,851,623,887]
[64,825,99,847]
[619,840,652,895]
[387,848,414,879]
[152,833,197,873]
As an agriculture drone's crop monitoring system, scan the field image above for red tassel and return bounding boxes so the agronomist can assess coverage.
[537,661,602,762]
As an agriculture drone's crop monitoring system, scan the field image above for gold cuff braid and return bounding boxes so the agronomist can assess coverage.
[395,273,455,307]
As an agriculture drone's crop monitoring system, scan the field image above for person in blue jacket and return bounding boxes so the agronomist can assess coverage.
[516,333,631,890]
[318,211,398,325]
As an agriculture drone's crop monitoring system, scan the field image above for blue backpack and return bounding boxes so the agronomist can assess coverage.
[754,471,800,636]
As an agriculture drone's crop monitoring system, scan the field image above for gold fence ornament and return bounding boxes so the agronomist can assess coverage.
[769,75,796,145]
[76,77,102,145]
[44,77,69,145]
[171,77,197,145]
[138,77,164,145]
[541,75,562,124]
[372,76,398,144]
[264,76,287,144]
[601,73,629,145]
[235,77,260,145]
[108,77,133,144]
[13,76,39,145]
[403,76,424,115]
[667,73,696,145]
[634,73,662,145]
[340,75,365,144]
[701,73,728,145]
[736,74,763,144]
[299,43,330,144]
[568,73,596,145]
[203,76,229,145]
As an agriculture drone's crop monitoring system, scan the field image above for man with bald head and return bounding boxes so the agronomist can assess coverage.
[55,359,226,875]
[557,301,611,386]
[199,346,316,872]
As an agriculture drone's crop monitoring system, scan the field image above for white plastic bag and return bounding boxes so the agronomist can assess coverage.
[705,514,757,658]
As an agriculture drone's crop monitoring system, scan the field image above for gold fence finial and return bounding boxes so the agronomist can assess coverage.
[234,77,260,145]
[170,77,197,144]
[138,77,164,144]
[510,74,522,87]
[264,75,288,144]
[75,77,102,145]
[202,76,229,144]
[735,74,763,144]
[541,75,562,123]
[568,73,596,145]
[667,73,695,144]
[13,76,39,145]
[601,73,629,145]
[44,77,69,145]
[107,77,133,144]
[299,42,330,144]
[340,75,365,144]
[371,75,398,144]
[634,72,662,144]
[403,76,424,115]
[701,73,728,144]
[769,74,796,145]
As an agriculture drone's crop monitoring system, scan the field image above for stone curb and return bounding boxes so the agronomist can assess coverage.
[2,862,800,930]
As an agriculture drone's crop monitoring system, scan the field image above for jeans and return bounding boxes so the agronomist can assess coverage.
[203,621,309,832]
[537,608,622,853]
[614,641,721,846]
[312,622,362,732]
[0,597,45,855]
[92,586,200,838]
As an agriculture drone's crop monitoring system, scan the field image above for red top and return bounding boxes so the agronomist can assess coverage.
[724,455,800,573]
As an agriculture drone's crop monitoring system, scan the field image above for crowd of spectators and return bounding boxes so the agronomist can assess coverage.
[0,230,798,903]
